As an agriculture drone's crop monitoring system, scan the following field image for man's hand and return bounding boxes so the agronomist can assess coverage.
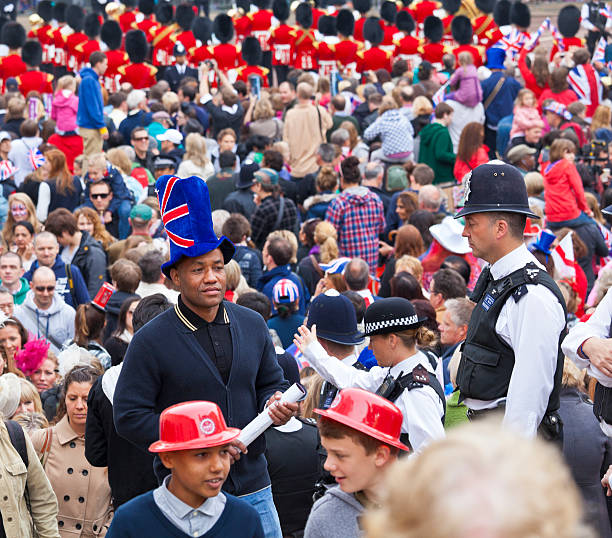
[228,439,247,463]
[294,324,317,353]
[266,391,298,425]
[103,210,113,224]
[582,337,612,377]
[603,465,612,496]
[379,241,393,257]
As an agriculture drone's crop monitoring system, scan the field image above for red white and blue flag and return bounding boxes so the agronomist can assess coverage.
[28,149,45,170]
[157,175,195,248]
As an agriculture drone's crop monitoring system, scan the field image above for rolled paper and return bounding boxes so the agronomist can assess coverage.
[237,383,307,447]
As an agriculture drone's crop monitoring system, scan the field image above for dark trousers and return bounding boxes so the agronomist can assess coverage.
[587,30,603,55]
[484,125,498,159]
[274,65,289,85]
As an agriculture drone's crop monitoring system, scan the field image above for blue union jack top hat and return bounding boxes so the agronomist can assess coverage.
[156,174,235,277]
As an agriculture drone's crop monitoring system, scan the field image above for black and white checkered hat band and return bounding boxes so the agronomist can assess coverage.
[365,315,419,334]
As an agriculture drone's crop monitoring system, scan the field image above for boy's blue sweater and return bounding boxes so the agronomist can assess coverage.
[106,491,264,537]
[77,67,106,129]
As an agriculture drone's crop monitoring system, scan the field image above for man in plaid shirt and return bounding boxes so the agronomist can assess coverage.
[325,157,385,272]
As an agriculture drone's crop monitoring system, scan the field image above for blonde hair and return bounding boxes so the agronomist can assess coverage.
[74,207,115,249]
[267,229,298,265]
[524,171,544,197]
[314,221,339,263]
[225,260,242,291]
[562,357,586,391]
[253,96,275,121]
[56,75,76,93]
[162,91,180,114]
[515,88,535,107]
[12,411,49,432]
[18,378,43,414]
[106,147,133,176]
[457,51,473,66]
[87,152,107,172]
[379,95,398,116]
[591,104,612,133]
[300,373,324,419]
[364,422,588,538]
[394,255,424,284]
[412,95,433,117]
[183,133,211,169]
[272,141,290,163]
[2,193,42,248]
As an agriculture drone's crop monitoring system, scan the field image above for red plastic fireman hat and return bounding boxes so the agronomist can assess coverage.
[314,388,409,452]
[149,401,241,452]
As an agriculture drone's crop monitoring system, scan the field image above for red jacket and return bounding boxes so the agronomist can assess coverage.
[17,70,53,96]
[117,62,158,89]
[420,42,446,64]
[537,88,578,114]
[104,49,130,92]
[270,24,293,66]
[518,48,547,98]
[354,17,367,42]
[236,65,270,86]
[291,28,318,71]
[453,146,489,182]
[472,14,496,46]
[357,47,392,73]
[119,11,137,33]
[452,44,483,67]
[543,159,589,222]
[249,10,274,51]
[151,23,179,66]
[0,54,26,87]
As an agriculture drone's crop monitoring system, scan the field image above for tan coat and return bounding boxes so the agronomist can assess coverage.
[283,102,333,178]
[0,421,60,538]
[30,417,113,537]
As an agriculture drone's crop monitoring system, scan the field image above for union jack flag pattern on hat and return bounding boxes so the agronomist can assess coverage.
[28,149,45,170]
[273,278,300,304]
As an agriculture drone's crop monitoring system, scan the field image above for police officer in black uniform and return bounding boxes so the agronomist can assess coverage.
[455,161,566,444]
[581,0,611,55]
[163,42,199,92]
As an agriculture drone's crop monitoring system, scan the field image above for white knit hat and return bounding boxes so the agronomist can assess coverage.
[0,373,21,419]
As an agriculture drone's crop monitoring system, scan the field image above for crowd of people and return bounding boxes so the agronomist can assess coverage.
[1,0,612,536]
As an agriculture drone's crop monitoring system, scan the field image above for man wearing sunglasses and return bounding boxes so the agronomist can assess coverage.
[89,181,120,239]
[14,266,76,353]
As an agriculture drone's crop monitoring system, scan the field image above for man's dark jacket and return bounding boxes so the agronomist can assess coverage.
[67,231,107,298]
[113,301,289,496]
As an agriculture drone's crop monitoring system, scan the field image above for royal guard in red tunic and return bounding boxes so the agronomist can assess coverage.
[353,0,371,42]
[419,15,446,65]
[52,2,71,77]
[151,3,177,72]
[190,16,213,67]
[335,9,361,78]
[452,15,483,66]
[133,0,158,42]
[357,17,392,75]
[310,1,326,29]
[232,0,252,47]
[0,22,27,91]
[17,41,53,96]
[210,14,242,78]
[486,0,510,48]
[472,0,496,47]
[550,6,584,60]
[236,36,270,86]
[118,29,158,89]
[101,20,129,92]
[64,6,88,73]
[291,3,318,71]
[394,11,420,69]
[440,0,459,43]
[119,0,138,32]
[379,1,399,54]
[315,15,339,77]
[408,0,439,25]
[270,0,293,83]
[173,4,197,59]
[249,0,274,63]
[28,1,54,73]
[76,14,102,71]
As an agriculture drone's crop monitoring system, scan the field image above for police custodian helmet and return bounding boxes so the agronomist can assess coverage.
[454,160,538,219]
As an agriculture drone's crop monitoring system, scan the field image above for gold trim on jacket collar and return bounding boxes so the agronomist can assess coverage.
[174,303,229,331]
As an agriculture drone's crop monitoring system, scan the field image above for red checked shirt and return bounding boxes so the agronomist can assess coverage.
[325,187,385,273]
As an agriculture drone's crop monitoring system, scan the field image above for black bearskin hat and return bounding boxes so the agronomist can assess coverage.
[396,10,415,34]
[493,0,511,26]
[441,0,461,15]
[318,14,336,36]
[423,15,443,43]
[176,4,195,31]
[336,8,354,36]
[353,0,370,15]
[21,39,42,66]
[510,1,530,29]
[273,0,289,21]
[213,14,234,43]
[192,16,212,43]
[558,5,580,38]
[475,0,495,15]
[241,36,262,65]
[451,15,472,45]
[380,0,397,25]
[84,13,101,38]
[1,21,25,48]
[254,0,270,8]
[155,3,174,24]
[53,2,67,23]
[363,16,383,45]
[295,2,313,28]
[37,0,53,22]
[101,19,122,49]
[138,0,155,16]
[125,29,148,63]
[66,6,84,32]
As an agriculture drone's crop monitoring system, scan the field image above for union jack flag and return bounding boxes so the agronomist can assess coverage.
[28,149,45,170]
[156,175,195,248]
[432,82,449,106]
[593,37,607,63]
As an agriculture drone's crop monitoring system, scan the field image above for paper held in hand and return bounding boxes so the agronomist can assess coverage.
[237,383,307,447]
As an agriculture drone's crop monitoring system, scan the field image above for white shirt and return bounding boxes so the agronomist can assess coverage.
[301,342,445,452]
[463,244,566,439]
[581,3,612,32]
[153,475,226,537]
[447,101,485,152]
[562,286,612,388]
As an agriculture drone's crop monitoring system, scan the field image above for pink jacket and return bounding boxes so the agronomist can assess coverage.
[510,105,541,138]
[51,90,78,133]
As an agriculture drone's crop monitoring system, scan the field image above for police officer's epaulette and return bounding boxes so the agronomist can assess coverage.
[297,416,317,426]
[512,264,541,303]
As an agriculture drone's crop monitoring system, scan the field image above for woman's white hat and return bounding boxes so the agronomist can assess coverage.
[0,373,21,419]
[429,216,471,254]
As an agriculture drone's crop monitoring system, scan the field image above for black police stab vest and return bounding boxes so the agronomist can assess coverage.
[318,361,368,409]
[456,262,566,413]
[589,2,607,30]
[592,323,612,423]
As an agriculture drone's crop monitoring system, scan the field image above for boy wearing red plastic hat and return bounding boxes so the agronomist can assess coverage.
[304,387,408,538]
[107,400,264,537]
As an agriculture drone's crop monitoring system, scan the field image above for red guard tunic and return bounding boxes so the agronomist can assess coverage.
[408,1,438,24]
[357,47,392,73]
[236,64,270,86]
[133,16,158,42]
[316,39,338,76]
[119,11,137,33]
[174,30,197,60]
[105,49,129,92]
[394,34,421,69]
[312,8,326,28]
[151,23,179,67]
[335,38,360,78]
[452,43,483,66]
[472,14,497,46]
[354,16,367,42]
[189,44,213,67]
[17,71,53,96]
[249,9,274,52]
[233,14,252,46]
[419,42,446,64]
[442,14,453,39]
[550,37,584,60]
[0,54,27,91]
[118,62,158,89]
[77,39,101,70]
[381,22,399,47]
[29,24,55,65]
[210,43,242,73]
[53,25,71,69]
[270,23,293,66]
[65,31,88,72]
[291,28,318,71]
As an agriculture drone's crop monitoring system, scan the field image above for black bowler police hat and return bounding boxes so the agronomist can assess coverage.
[454,160,538,219]
[364,297,425,337]
[307,294,364,345]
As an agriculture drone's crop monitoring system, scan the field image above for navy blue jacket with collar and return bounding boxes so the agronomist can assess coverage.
[24,256,91,307]
[113,300,289,496]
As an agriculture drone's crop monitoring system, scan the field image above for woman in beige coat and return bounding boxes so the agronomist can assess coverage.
[31,365,113,537]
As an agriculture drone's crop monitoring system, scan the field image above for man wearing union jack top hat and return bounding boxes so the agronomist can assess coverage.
[114,174,294,538]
